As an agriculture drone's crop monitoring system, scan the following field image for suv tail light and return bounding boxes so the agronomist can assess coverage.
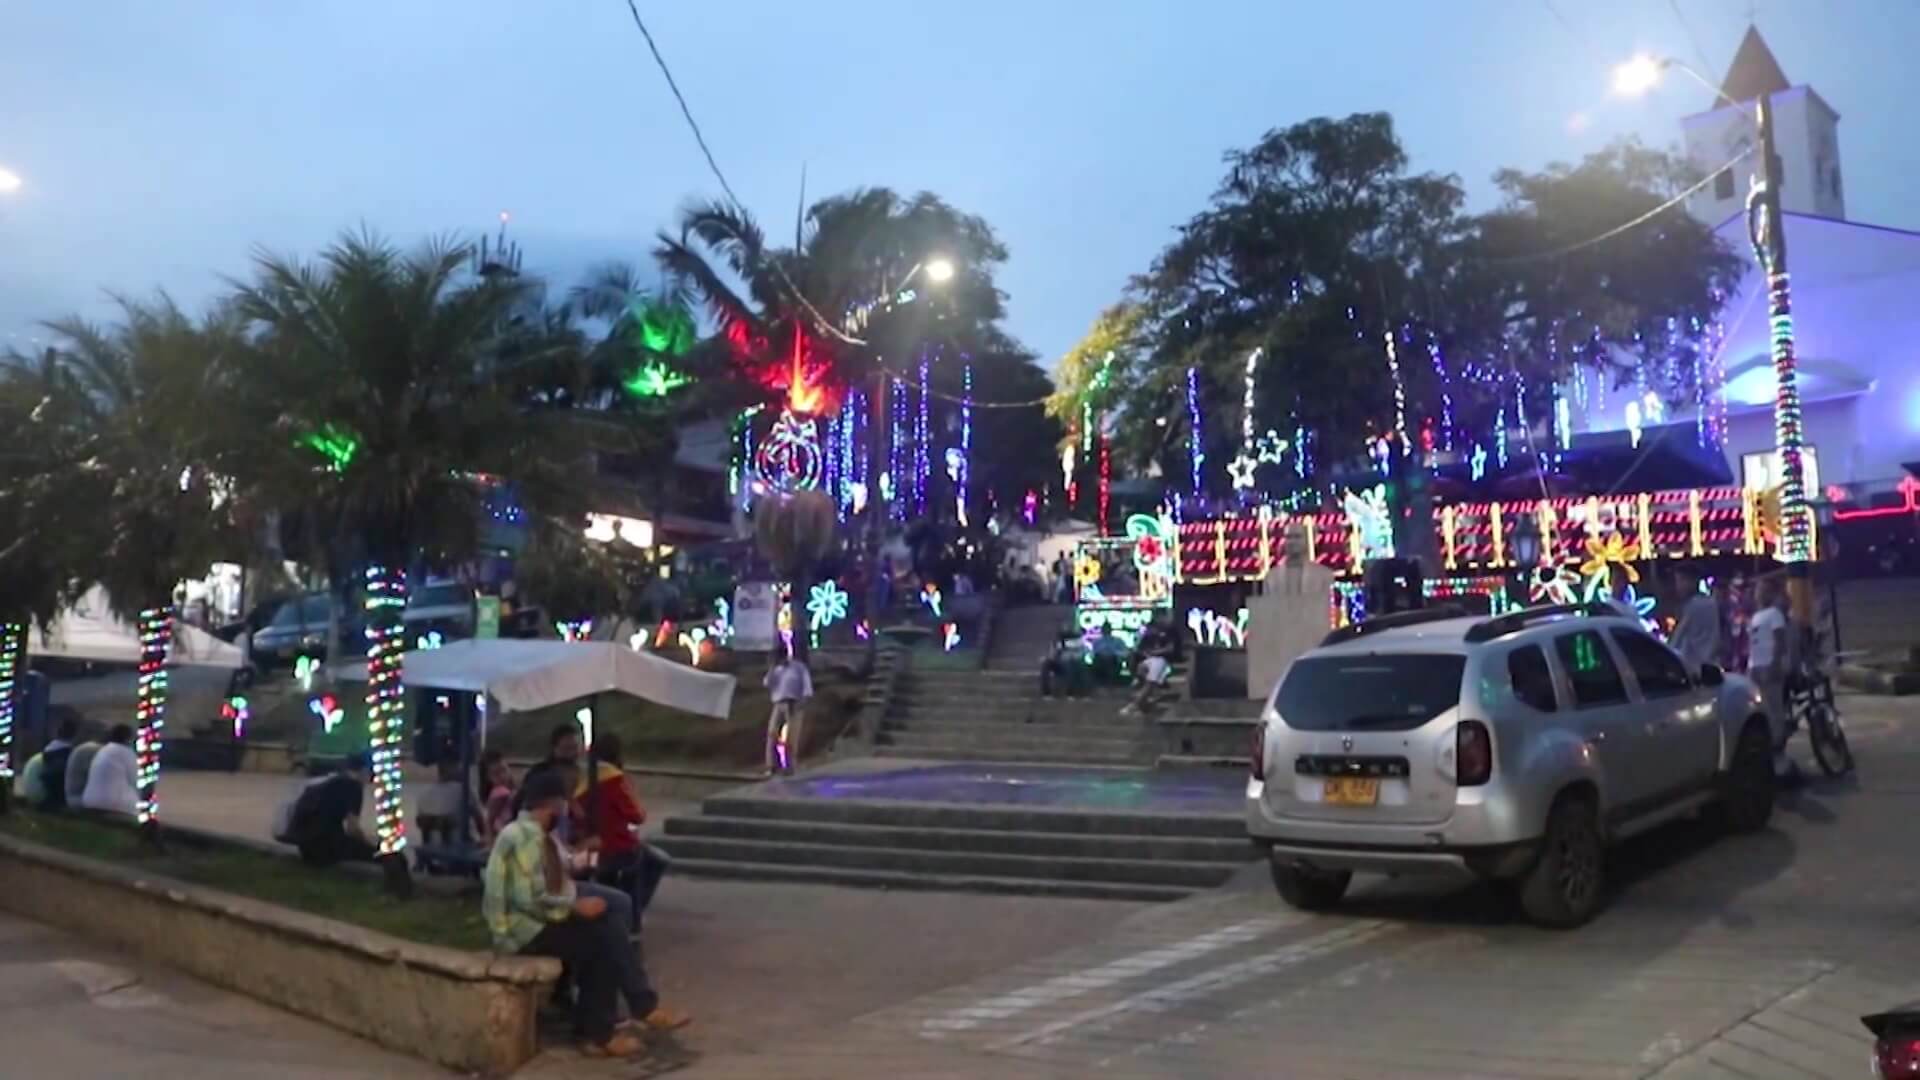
[1456,721,1492,787]
[1250,722,1267,782]
[1878,1036,1920,1079]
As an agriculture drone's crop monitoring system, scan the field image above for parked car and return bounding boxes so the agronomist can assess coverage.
[405,578,475,640]
[1864,1001,1920,1078]
[251,593,332,668]
[1247,602,1776,929]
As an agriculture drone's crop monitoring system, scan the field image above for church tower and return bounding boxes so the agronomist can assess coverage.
[1682,27,1845,224]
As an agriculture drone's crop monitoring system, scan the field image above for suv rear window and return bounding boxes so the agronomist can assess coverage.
[1273,654,1467,732]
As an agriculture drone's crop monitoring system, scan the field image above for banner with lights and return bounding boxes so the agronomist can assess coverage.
[1073,514,1176,646]
[1177,486,1788,586]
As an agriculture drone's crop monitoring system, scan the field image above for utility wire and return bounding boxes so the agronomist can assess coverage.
[1490,146,1753,263]
[1667,0,1719,78]
[620,0,873,350]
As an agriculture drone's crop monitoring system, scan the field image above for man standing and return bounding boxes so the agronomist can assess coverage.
[1745,580,1793,776]
[763,653,813,776]
[287,752,376,866]
[1669,567,1722,671]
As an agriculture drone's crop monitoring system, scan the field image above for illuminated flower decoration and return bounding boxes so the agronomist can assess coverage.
[294,655,321,692]
[1126,514,1173,601]
[308,693,344,734]
[623,360,692,399]
[1621,584,1660,634]
[299,423,359,473]
[679,626,710,666]
[414,630,444,650]
[222,695,250,740]
[1529,565,1580,605]
[1074,555,1102,590]
[1579,534,1641,584]
[920,582,943,618]
[942,622,960,651]
[1343,484,1394,560]
[807,581,850,632]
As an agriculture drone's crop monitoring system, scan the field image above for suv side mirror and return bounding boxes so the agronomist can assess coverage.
[1698,663,1725,687]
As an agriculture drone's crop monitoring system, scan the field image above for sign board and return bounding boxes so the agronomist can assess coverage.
[475,596,501,639]
[732,582,779,652]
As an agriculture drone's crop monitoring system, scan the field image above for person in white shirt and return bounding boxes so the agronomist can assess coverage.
[1744,581,1792,773]
[1668,567,1721,669]
[1122,653,1174,716]
[81,724,140,816]
[763,655,814,775]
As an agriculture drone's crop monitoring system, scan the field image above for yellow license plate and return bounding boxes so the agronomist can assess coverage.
[1323,777,1380,806]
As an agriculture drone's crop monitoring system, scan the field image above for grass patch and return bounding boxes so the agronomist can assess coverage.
[0,811,490,951]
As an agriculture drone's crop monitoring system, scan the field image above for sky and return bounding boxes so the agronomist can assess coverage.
[4,0,1917,370]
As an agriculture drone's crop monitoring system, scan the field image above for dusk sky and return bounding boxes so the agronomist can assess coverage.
[4,1,1915,370]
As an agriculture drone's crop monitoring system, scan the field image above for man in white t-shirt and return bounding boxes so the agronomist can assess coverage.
[81,724,140,817]
[1744,581,1792,772]
[763,655,814,775]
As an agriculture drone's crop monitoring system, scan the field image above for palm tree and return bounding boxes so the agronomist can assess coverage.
[31,297,245,831]
[230,230,589,888]
[0,351,99,807]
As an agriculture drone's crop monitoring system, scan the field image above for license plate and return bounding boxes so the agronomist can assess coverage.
[1323,777,1380,806]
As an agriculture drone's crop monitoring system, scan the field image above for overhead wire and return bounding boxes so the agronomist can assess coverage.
[1489,146,1753,264]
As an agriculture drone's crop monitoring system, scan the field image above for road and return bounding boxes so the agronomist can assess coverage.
[8,694,1917,1078]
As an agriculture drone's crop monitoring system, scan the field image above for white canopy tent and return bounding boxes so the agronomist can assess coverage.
[347,638,737,719]
[26,587,247,669]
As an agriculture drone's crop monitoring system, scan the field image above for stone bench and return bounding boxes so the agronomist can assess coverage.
[0,829,558,1074]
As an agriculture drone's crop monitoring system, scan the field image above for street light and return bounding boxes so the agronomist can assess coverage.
[1611,51,1817,629]
[923,257,956,284]
[0,167,21,195]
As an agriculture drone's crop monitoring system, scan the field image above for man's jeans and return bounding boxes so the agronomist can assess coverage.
[576,882,659,1020]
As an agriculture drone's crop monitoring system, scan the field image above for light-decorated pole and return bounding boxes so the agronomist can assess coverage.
[1614,54,1814,629]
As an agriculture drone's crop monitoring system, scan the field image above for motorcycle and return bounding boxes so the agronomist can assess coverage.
[1864,1002,1920,1078]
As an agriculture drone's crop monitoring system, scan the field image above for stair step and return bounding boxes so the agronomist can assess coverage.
[665,859,1189,902]
[663,815,1256,863]
[874,745,1146,766]
[699,794,1247,837]
[877,729,1145,752]
[879,718,1146,736]
[655,836,1238,888]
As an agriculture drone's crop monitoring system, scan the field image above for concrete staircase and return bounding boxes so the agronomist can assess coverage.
[986,603,1076,672]
[874,668,1152,766]
[658,790,1252,902]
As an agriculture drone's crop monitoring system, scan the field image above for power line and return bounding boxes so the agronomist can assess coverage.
[1667,0,1718,77]
[619,0,871,350]
[1489,146,1752,263]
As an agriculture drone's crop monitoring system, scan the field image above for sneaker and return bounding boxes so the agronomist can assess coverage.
[582,1032,646,1058]
[641,1006,693,1032]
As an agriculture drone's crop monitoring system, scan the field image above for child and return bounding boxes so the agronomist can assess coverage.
[480,749,517,844]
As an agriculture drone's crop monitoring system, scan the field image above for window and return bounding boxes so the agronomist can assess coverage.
[1609,629,1694,698]
[1272,654,1467,732]
[1552,630,1629,708]
[1713,168,1735,201]
[1742,446,1820,495]
[1507,645,1559,712]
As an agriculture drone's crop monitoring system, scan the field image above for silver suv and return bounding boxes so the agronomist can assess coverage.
[1247,602,1775,928]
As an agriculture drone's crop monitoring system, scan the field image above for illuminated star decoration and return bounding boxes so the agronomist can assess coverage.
[1227,455,1259,490]
[1470,444,1488,482]
[1254,430,1290,465]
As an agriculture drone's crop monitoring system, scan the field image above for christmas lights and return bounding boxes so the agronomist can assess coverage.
[1763,270,1811,562]
[414,630,445,650]
[1186,607,1249,648]
[554,619,593,643]
[958,363,972,526]
[223,695,250,740]
[755,408,824,494]
[1228,348,1263,490]
[294,654,321,691]
[575,705,595,751]
[807,580,849,642]
[920,582,943,619]
[1098,435,1112,534]
[1470,444,1488,482]
[309,693,344,733]
[0,622,18,781]
[915,358,931,515]
[134,607,172,825]
[1186,367,1204,495]
[1383,331,1409,457]
[1343,485,1394,561]
[942,622,960,651]
[362,566,408,856]
[622,360,692,398]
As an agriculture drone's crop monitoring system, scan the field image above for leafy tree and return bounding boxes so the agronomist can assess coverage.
[1078,113,1742,537]
[28,297,248,829]
[230,230,591,884]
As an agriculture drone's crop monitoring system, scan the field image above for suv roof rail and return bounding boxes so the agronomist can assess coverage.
[1462,602,1617,644]
[1319,604,1470,648]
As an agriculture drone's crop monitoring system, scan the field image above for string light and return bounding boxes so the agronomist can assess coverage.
[1763,270,1812,562]
[914,357,931,515]
[958,363,972,526]
[134,607,172,825]
[554,619,593,642]
[0,623,18,780]
[309,693,344,733]
[755,408,824,494]
[1098,433,1112,535]
[222,695,250,740]
[920,582,943,618]
[1470,444,1488,482]
[942,622,960,651]
[1383,331,1409,457]
[1186,607,1249,648]
[1186,366,1204,495]
[362,565,408,856]
[1228,347,1263,490]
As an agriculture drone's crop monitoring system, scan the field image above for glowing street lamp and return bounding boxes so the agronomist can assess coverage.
[1610,54,1666,98]
[922,256,956,284]
[0,168,21,195]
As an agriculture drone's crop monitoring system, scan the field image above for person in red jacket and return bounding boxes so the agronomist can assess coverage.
[582,732,669,938]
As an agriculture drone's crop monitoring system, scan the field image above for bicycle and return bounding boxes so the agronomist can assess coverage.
[1785,667,1853,777]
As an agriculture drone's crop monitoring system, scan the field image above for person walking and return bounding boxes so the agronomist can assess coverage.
[763,653,814,775]
[1668,566,1722,671]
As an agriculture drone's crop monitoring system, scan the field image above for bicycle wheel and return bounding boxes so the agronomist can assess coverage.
[1808,704,1854,777]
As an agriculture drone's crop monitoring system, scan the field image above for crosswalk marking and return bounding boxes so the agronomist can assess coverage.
[919,914,1300,1036]
[989,920,1401,1053]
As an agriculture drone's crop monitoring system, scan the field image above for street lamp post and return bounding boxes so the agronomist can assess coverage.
[1615,55,1814,628]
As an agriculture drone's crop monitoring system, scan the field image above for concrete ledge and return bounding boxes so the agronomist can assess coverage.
[1837,664,1920,695]
[0,832,558,1075]
[1157,713,1260,761]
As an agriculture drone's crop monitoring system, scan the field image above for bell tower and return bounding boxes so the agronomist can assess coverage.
[1682,27,1845,224]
